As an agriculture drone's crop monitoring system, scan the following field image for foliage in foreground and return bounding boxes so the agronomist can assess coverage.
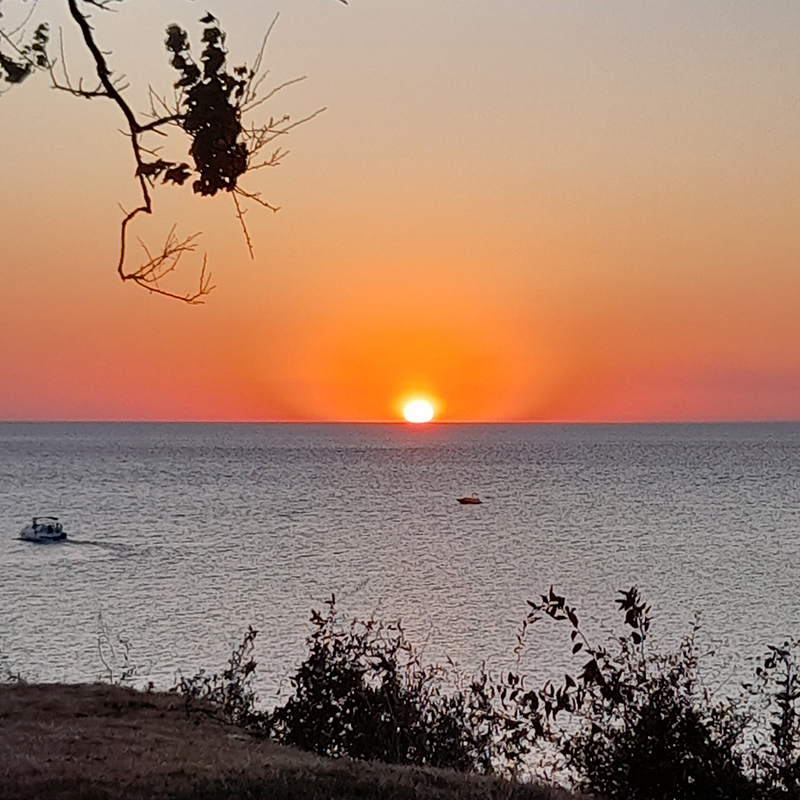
[174,589,800,799]
[268,596,534,773]
[524,587,756,799]
[175,625,266,733]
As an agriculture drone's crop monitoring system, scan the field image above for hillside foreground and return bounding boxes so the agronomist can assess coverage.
[0,682,583,800]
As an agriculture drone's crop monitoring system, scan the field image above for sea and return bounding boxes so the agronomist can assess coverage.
[1,422,799,705]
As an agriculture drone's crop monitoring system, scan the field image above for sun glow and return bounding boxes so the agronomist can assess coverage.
[403,399,435,423]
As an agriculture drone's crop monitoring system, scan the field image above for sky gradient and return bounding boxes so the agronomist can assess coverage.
[2,0,800,422]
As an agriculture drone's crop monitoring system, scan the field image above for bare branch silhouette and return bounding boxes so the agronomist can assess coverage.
[131,227,214,303]
[231,193,254,260]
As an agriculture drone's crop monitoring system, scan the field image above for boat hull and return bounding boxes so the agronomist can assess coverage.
[19,529,67,543]
[19,519,67,543]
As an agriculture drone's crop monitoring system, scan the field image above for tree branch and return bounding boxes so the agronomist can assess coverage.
[65,0,212,303]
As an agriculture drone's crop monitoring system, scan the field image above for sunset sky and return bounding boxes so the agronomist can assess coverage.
[2,0,800,422]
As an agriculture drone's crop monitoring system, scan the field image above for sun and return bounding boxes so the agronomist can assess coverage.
[403,399,435,423]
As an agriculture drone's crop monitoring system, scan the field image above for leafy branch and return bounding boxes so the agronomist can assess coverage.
[2,0,344,302]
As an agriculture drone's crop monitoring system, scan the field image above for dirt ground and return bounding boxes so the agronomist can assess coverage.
[0,682,581,800]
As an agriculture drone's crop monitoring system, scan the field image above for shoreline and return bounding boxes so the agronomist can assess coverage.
[0,682,579,800]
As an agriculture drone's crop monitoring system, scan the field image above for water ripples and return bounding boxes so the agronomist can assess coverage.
[1,422,799,699]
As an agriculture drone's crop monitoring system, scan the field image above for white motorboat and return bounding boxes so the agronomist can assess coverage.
[19,516,67,543]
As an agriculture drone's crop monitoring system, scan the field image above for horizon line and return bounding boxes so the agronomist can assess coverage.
[2,418,800,426]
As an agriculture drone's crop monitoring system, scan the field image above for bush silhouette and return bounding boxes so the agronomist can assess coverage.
[171,587,800,797]
[268,595,535,773]
[175,625,267,732]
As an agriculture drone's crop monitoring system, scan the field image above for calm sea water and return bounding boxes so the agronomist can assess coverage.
[1,422,799,701]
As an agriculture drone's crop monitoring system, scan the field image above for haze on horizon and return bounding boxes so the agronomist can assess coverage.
[2,0,799,423]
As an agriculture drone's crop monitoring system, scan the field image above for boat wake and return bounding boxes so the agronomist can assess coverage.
[65,539,133,554]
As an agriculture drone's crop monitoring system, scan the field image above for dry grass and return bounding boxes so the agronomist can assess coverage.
[0,683,584,800]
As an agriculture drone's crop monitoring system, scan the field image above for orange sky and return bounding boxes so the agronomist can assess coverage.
[2,0,800,422]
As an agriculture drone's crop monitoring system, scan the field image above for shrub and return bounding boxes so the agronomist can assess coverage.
[745,639,800,798]
[268,595,537,774]
[171,587,800,797]
[175,625,267,732]
[521,586,755,799]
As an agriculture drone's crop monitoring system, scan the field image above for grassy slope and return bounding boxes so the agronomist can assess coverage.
[0,683,583,800]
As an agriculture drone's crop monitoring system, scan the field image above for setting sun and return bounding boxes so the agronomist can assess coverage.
[403,399,435,424]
